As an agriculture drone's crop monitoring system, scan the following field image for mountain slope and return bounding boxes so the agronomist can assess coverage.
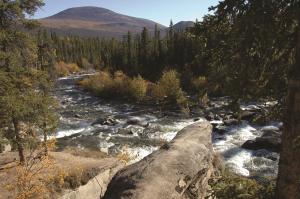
[39,6,166,38]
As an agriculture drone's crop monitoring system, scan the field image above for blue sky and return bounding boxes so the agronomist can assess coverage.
[34,0,220,26]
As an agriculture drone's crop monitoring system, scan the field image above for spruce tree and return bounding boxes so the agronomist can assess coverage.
[0,0,57,163]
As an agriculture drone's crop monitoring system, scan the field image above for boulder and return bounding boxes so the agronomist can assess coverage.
[242,136,281,152]
[240,110,256,121]
[213,125,228,134]
[127,118,149,127]
[223,119,239,126]
[92,116,118,126]
[204,112,215,121]
[103,121,214,199]
[253,150,279,161]
[261,130,281,138]
[118,129,134,135]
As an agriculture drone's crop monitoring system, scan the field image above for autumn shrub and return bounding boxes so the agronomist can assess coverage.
[192,76,208,92]
[7,155,55,199]
[129,75,148,101]
[79,71,114,97]
[151,83,166,102]
[54,61,80,77]
[112,71,131,97]
[79,70,188,107]
[152,70,187,107]
[79,71,148,101]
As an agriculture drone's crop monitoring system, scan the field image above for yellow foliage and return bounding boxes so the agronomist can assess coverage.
[8,155,55,199]
[54,61,80,77]
[79,70,187,107]
[129,75,148,101]
[117,145,136,165]
[152,70,187,107]
[79,71,149,101]
[192,76,207,91]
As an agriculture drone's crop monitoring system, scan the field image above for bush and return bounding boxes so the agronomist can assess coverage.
[157,70,182,101]
[208,171,275,199]
[152,70,188,107]
[129,75,148,101]
[192,76,208,92]
[79,71,114,97]
[79,71,148,101]
[112,71,131,97]
[54,61,80,77]
[79,70,188,108]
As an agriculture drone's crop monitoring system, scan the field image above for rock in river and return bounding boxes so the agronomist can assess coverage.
[242,137,281,152]
[240,110,256,121]
[92,116,118,126]
[127,117,149,127]
[224,119,239,126]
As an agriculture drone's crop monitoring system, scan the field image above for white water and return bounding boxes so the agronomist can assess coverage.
[54,74,279,178]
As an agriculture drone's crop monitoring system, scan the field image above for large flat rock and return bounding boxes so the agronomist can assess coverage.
[103,121,213,199]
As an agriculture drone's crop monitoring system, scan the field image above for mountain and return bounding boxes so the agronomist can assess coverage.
[172,21,195,31]
[39,6,166,38]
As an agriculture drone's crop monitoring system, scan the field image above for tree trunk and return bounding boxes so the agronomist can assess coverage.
[43,121,48,156]
[275,11,300,199]
[13,119,25,164]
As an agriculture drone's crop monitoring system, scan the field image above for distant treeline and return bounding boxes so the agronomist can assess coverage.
[37,1,295,104]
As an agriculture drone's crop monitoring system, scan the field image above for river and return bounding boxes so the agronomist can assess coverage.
[54,74,279,178]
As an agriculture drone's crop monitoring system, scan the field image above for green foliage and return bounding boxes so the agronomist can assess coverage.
[0,0,58,162]
[208,171,275,199]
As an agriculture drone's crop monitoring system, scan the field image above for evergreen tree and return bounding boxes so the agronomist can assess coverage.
[0,0,57,163]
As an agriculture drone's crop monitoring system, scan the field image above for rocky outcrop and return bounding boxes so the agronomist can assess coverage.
[61,161,123,199]
[103,121,214,199]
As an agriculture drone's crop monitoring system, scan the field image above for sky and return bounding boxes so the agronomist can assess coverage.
[34,0,220,26]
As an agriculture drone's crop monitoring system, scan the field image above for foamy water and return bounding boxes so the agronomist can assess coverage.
[54,74,279,177]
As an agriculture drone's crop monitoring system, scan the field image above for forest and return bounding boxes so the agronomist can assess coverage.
[0,0,299,199]
[40,3,292,106]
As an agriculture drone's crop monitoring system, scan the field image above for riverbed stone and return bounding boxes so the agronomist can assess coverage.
[240,110,256,121]
[241,136,281,152]
[118,129,134,135]
[213,125,228,134]
[127,118,149,127]
[223,119,239,126]
[204,112,215,121]
[92,116,118,126]
[103,121,214,199]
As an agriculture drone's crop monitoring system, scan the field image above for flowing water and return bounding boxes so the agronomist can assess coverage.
[54,74,279,178]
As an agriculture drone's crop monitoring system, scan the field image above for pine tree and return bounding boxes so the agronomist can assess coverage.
[0,0,57,163]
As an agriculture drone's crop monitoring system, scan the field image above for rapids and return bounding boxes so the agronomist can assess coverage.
[55,74,279,178]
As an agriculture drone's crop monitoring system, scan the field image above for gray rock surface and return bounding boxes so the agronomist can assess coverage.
[103,121,214,199]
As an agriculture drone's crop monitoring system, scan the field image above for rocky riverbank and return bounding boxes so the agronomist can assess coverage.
[54,74,280,179]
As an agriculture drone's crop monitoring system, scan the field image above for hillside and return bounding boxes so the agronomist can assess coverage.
[39,6,166,38]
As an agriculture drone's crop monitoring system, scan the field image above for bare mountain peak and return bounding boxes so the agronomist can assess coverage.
[40,6,167,38]
[45,6,117,21]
